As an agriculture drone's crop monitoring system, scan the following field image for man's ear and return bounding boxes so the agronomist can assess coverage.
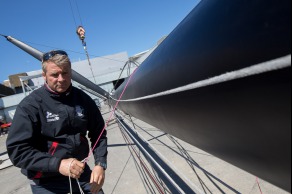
[42,71,46,82]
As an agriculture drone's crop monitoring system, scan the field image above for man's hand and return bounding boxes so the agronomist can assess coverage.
[59,158,85,179]
[90,165,105,193]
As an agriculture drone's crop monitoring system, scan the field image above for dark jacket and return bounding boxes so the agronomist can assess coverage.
[6,85,107,180]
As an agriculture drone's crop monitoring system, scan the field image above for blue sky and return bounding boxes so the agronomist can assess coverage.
[0,0,200,82]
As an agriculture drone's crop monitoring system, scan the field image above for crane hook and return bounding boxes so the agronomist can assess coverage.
[76,26,86,47]
[76,26,86,40]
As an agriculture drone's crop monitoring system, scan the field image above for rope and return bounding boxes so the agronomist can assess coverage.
[68,0,83,28]
[121,113,240,194]
[256,177,263,194]
[74,0,84,26]
[167,135,217,194]
[110,155,132,193]
[68,1,114,192]
[0,34,8,38]
[83,67,139,164]
[116,113,188,194]
[83,45,97,84]
[111,60,140,93]
[68,0,78,28]
[112,119,158,193]
[111,55,291,102]
[68,0,97,84]
[76,179,85,194]
[68,158,85,194]
[119,124,166,194]
[111,61,129,93]
[68,159,75,194]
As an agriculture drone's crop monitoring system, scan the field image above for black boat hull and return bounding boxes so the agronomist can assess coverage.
[113,0,291,191]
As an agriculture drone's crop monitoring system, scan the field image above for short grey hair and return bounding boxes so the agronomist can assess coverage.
[42,54,71,73]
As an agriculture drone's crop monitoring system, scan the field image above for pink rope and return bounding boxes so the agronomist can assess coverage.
[83,68,138,164]
[256,177,263,194]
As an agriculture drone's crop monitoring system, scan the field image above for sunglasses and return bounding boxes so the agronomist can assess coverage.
[42,50,68,62]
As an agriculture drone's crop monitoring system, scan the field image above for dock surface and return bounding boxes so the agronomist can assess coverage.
[0,106,289,194]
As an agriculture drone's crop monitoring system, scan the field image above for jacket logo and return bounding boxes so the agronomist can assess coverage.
[75,105,84,118]
[46,112,60,122]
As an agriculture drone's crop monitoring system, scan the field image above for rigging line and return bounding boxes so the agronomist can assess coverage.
[23,40,127,63]
[110,154,132,194]
[178,146,224,194]
[128,115,137,130]
[112,55,291,102]
[83,46,97,84]
[101,110,113,116]
[120,113,210,158]
[121,113,209,157]
[167,135,214,194]
[174,146,211,194]
[168,135,240,194]
[121,113,240,193]
[117,123,160,194]
[68,0,78,28]
[111,61,129,93]
[119,125,166,194]
[111,59,140,93]
[131,146,156,194]
[118,118,185,194]
[0,34,8,38]
[117,112,202,194]
[68,0,83,27]
[133,61,141,68]
[69,0,96,85]
[183,152,220,194]
[73,0,84,26]
[151,165,172,194]
[182,142,239,194]
[83,67,139,164]
[128,135,157,194]
[256,177,263,194]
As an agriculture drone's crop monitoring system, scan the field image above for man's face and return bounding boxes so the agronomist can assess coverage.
[42,61,72,93]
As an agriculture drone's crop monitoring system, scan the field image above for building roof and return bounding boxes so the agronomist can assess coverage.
[0,84,15,97]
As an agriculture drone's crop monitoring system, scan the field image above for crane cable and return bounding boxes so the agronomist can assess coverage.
[69,0,97,84]
[68,1,99,193]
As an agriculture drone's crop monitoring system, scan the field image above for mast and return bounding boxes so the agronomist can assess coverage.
[1,35,109,99]
[112,0,291,192]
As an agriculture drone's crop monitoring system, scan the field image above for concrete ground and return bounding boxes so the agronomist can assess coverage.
[0,106,290,194]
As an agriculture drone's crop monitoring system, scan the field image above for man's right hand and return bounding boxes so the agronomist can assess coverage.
[59,158,85,179]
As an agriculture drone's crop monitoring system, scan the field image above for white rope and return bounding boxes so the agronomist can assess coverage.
[76,178,85,194]
[69,159,75,194]
[68,159,85,194]
[111,55,291,102]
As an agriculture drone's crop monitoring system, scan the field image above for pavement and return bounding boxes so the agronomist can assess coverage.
[0,106,290,194]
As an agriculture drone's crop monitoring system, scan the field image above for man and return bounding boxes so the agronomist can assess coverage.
[6,50,107,194]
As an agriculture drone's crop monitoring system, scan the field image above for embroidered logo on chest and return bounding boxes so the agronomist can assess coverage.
[75,105,85,118]
[46,112,60,122]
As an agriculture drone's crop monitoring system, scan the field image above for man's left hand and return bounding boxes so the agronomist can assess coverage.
[90,165,105,193]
